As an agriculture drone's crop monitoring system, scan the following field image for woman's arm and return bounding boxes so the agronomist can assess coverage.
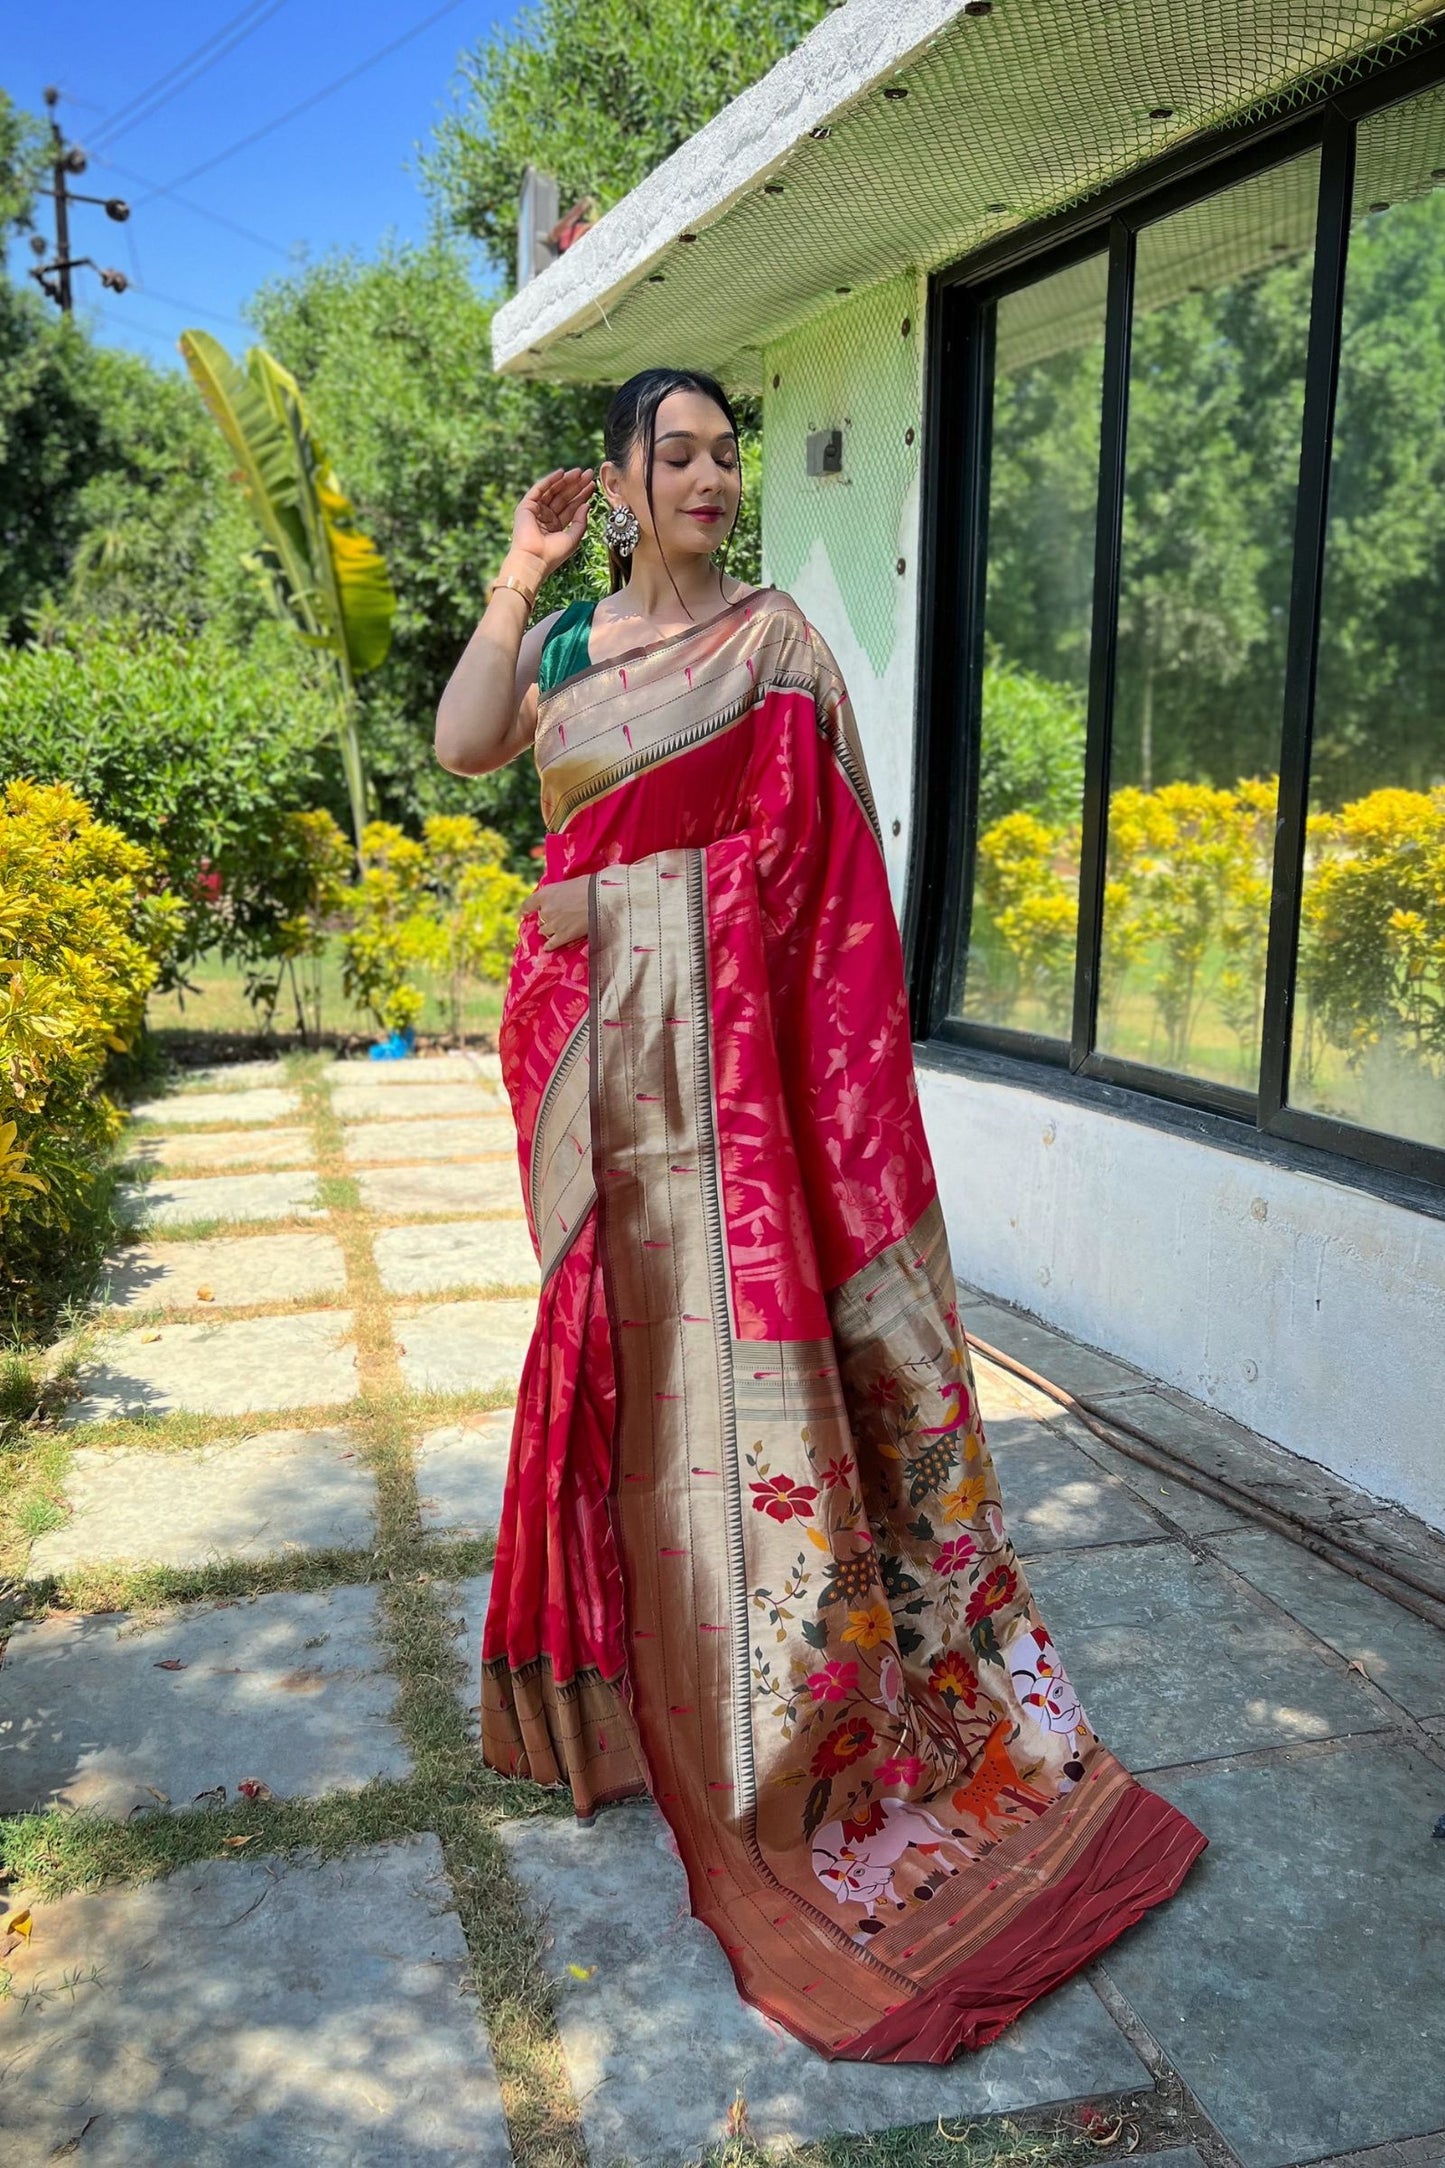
[434,465,594,777]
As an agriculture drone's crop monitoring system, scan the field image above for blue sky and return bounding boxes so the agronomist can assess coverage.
[5,0,516,368]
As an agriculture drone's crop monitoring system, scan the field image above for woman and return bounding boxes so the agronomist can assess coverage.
[435,366,1206,2064]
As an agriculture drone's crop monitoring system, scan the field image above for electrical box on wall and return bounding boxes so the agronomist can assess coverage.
[805,426,844,476]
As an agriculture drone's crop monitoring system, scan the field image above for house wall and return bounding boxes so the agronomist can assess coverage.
[756,273,1445,1533]
[760,271,927,911]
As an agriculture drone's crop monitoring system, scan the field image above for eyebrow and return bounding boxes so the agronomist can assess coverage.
[656,428,736,444]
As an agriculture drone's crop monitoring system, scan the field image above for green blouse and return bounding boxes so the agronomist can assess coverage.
[537,596,600,695]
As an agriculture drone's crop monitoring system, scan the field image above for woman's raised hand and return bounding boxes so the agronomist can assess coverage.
[512,467,596,577]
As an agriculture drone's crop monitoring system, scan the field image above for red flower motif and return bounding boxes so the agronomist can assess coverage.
[934,1535,977,1578]
[820,1455,856,1490]
[749,1473,819,1524]
[964,1563,1019,1626]
[928,1649,981,1709]
[866,1372,902,1407]
[805,1660,859,1704]
[841,1800,887,1842]
[811,1715,877,1778]
[876,1752,926,1786]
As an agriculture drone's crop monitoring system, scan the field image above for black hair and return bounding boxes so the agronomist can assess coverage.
[600,366,744,609]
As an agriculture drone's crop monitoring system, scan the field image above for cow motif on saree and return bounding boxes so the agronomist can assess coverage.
[483,586,1206,2063]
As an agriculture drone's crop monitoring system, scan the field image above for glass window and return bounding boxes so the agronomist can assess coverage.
[1291,86,1445,1151]
[952,253,1106,1038]
[1096,152,1320,1090]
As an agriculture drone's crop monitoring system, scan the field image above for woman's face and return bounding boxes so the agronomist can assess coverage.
[604,387,740,558]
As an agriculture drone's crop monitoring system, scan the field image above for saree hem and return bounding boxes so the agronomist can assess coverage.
[834,1782,1209,2064]
[479,1652,648,1817]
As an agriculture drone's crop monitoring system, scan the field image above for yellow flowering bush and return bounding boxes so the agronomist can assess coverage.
[336,815,530,1036]
[0,778,185,1300]
[337,821,436,1035]
[975,774,1443,1100]
[420,816,532,1040]
[1102,778,1276,1066]
[1298,786,1445,1083]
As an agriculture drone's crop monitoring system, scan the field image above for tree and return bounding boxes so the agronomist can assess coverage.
[247,242,608,852]
[180,329,397,852]
[424,0,830,286]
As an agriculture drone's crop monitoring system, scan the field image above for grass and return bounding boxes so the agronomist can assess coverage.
[145,930,505,1050]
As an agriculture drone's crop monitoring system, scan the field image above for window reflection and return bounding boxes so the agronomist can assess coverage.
[1292,86,1445,1150]
[954,254,1105,1037]
[1096,152,1319,1089]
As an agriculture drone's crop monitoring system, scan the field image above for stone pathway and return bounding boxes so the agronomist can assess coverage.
[2,1050,1443,2168]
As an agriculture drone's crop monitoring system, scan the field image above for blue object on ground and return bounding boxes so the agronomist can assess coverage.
[368,1025,416,1062]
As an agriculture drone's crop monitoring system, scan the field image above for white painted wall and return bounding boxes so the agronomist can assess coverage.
[763,502,923,915]
[917,1060,1445,1532]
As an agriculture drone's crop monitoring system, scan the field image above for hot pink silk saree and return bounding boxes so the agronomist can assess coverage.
[484,585,1206,2063]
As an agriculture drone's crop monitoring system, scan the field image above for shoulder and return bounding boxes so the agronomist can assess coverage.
[750,588,843,676]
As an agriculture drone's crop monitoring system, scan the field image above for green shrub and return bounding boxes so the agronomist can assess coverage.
[0,620,341,996]
[977,655,1087,831]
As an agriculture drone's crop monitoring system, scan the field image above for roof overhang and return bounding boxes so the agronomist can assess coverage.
[490,0,1445,392]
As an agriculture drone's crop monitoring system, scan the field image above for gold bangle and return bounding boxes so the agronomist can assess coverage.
[489,572,538,613]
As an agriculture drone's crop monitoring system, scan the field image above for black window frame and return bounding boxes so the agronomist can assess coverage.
[908,27,1445,1195]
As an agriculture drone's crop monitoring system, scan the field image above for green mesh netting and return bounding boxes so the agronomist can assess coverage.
[500,1,1445,392]
[760,274,923,675]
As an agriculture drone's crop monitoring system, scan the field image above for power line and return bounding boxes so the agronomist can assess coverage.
[91,150,296,261]
[136,0,470,205]
[126,283,251,334]
[90,0,289,150]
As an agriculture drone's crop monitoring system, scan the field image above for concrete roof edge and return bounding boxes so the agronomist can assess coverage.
[490,0,969,371]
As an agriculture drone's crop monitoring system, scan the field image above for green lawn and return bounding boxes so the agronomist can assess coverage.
[145,931,506,1058]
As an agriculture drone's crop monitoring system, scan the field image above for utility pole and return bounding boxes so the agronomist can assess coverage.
[28,86,131,312]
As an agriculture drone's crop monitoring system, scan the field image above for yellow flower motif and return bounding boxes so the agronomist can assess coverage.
[940,1473,994,1524]
[840,1601,893,1651]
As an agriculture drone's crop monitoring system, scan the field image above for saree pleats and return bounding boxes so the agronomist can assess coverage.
[483,588,1206,2059]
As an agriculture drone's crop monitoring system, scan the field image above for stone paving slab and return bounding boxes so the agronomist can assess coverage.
[1203,1524,1445,1720]
[60,1310,359,1425]
[27,1428,374,1576]
[356,1161,524,1217]
[326,1051,500,1084]
[958,1290,1155,1397]
[986,1416,1167,1556]
[1310,2139,1445,2168]
[1047,1412,1250,1540]
[330,1082,507,1123]
[342,1115,516,1163]
[121,1127,315,1172]
[1099,1740,1445,2168]
[971,1351,1062,1424]
[92,1231,349,1313]
[128,1086,301,1126]
[117,1168,325,1231]
[441,1572,492,1740]
[418,1418,514,1540]
[377,1220,539,1296]
[0,1584,409,1818]
[1024,1541,1385,1772]
[396,1301,535,1397]
[165,1058,293,1088]
[500,1802,1146,2164]
[0,1833,511,2167]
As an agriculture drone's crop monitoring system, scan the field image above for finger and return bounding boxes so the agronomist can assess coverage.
[520,469,565,506]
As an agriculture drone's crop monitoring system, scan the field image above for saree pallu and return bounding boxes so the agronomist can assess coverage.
[484,587,1207,2063]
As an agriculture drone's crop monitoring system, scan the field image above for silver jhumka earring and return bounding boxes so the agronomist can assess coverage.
[602,497,640,556]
